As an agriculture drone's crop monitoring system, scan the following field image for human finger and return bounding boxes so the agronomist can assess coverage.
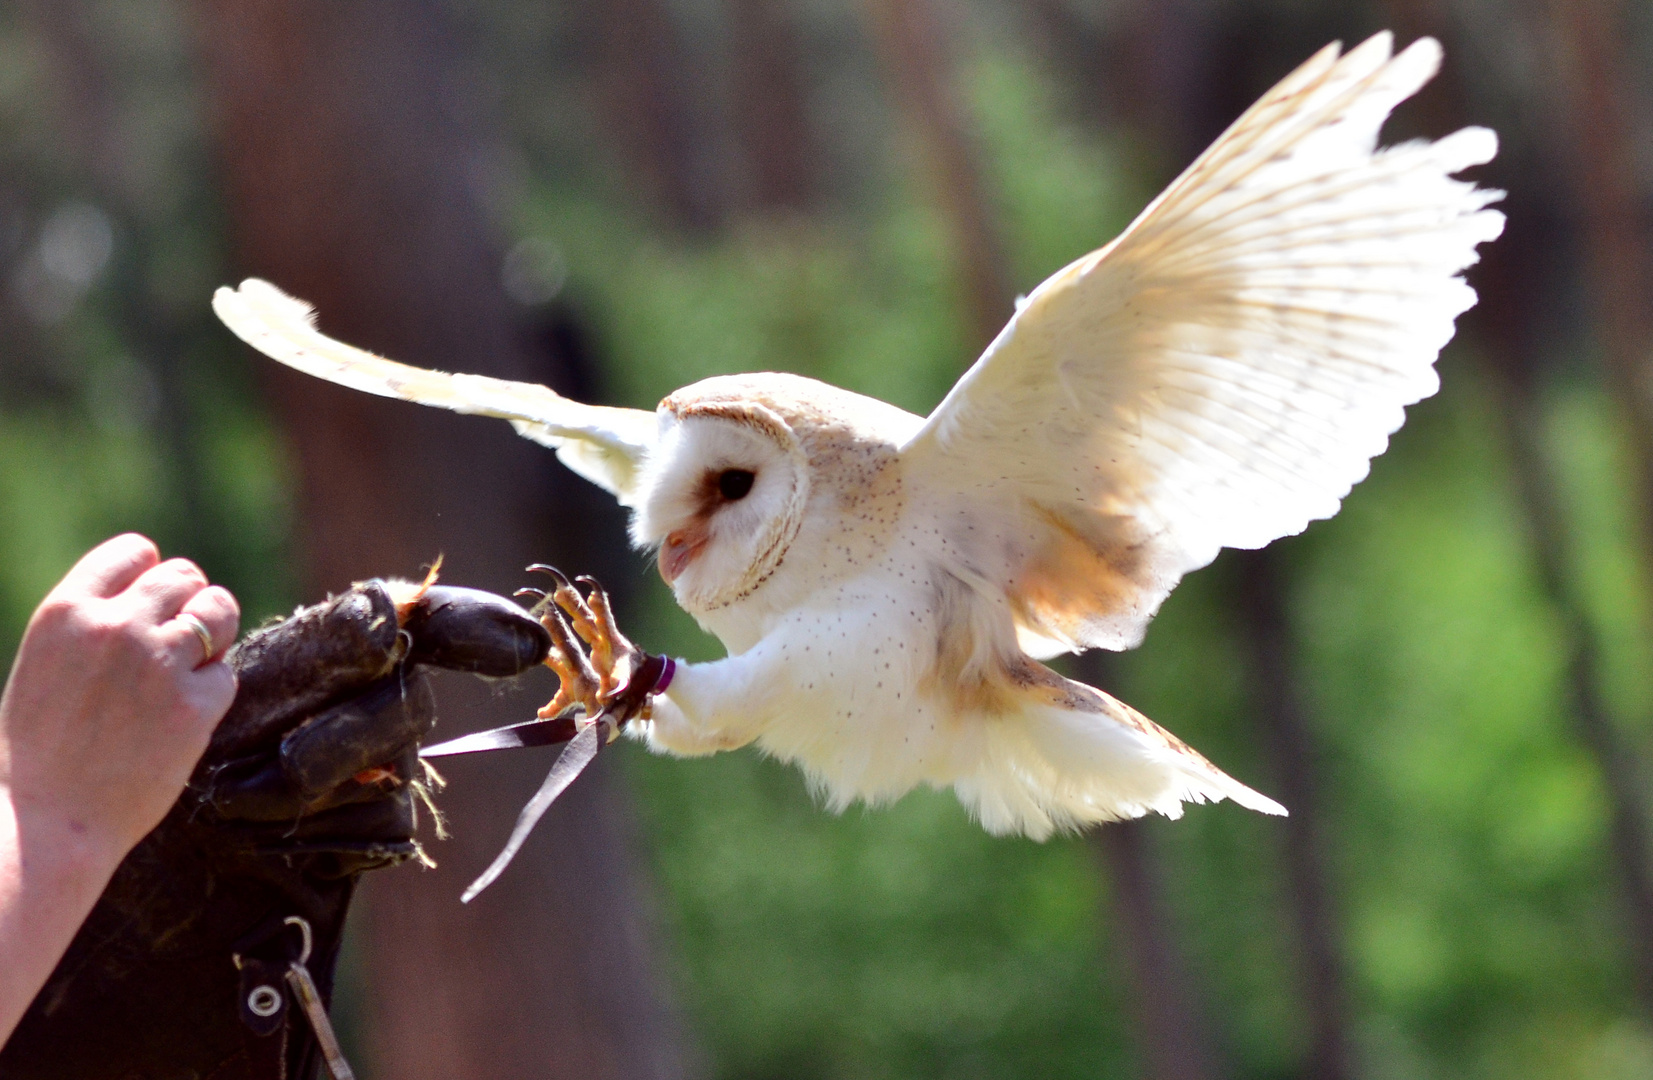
[122,557,210,623]
[181,657,238,736]
[53,533,161,600]
[172,585,240,667]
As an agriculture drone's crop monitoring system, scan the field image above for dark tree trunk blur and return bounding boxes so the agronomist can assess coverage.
[1545,0,1653,568]
[1387,0,1653,1009]
[1077,653,1224,1080]
[194,3,688,1077]
[729,0,817,214]
[1023,0,1216,159]
[1090,813,1224,1080]
[1536,7,1653,997]
[590,0,722,229]
[1479,284,1653,1008]
[859,0,1015,350]
[1466,178,1653,1009]
[1230,548,1352,1080]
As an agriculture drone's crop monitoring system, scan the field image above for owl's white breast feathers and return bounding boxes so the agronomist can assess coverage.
[902,32,1504,654]
[645,551,1285,839]
[211,278,658,503]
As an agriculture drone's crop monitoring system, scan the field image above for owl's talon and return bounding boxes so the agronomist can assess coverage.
[545,577,616,695]
[554,587,597,637]
[537,602,603,718]
[535,566,586,615]
[522,567,661,725]
[578,578,636,689]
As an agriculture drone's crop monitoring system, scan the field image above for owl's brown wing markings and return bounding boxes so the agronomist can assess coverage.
[902,32,1503,654]
[212,279,658,504]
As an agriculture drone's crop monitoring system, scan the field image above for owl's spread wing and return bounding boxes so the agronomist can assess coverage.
[901,33,1504,654]
[212,279,658,504]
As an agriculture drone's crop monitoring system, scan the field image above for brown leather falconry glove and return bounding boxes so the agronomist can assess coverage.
[0,577,550,1080]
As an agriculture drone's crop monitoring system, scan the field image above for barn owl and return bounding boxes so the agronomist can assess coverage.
[214,33,1502,840]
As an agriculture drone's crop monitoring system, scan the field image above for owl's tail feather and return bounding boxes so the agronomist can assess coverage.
[954,682,1284,841]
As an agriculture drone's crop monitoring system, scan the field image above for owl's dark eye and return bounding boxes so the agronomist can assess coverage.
[718,468,756,501]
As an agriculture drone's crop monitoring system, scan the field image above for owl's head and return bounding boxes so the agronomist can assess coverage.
[631,373,917,621]
[630,384,812,613]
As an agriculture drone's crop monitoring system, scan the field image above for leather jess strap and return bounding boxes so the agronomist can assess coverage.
[418,654,673,759]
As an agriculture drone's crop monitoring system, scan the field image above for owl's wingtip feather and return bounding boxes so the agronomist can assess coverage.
[1237,789,1289,817]
[213,277,322,339]
[1397,32,1441,64]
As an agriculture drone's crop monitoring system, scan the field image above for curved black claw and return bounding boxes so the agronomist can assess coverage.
[527,564,577,593]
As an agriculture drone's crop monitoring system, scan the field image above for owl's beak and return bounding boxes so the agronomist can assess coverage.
[657,527,707,584]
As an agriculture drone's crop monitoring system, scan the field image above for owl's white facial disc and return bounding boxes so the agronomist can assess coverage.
[631,402,809,613]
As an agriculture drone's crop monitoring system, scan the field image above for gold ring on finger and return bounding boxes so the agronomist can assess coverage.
[177,612,216,665]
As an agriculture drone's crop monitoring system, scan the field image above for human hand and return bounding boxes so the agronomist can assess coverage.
[0,533,240,867]
[0,534,238,1048]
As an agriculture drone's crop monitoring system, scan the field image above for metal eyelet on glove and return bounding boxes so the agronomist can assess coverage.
[247,985,283,1018]
[232,916,356,1080]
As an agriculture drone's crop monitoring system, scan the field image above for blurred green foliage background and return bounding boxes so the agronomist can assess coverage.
[3,2,1653,1078]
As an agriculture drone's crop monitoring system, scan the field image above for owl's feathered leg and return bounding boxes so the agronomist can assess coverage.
[635,642,788,757]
